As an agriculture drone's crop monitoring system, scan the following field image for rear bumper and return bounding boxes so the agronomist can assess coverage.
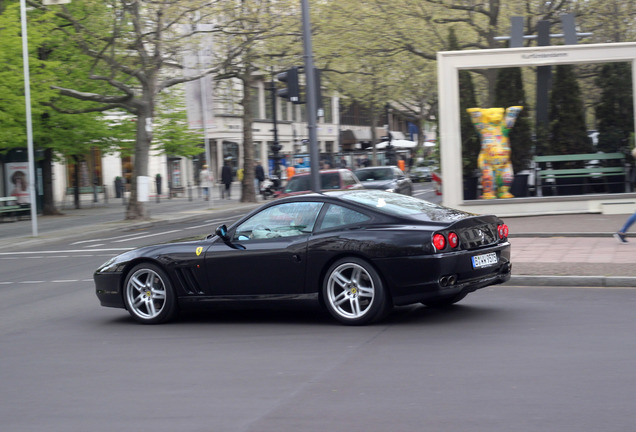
[374,242,511,306]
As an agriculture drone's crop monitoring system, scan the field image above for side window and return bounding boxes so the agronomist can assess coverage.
[321,173,341,190]
[342,171,356,187]
[234,202,323,240]
[319,204,370,230]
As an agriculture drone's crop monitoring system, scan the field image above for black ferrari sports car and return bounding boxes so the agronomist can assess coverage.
[94,190,511,325]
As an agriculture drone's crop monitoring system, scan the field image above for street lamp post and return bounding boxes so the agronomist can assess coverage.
[19,0,38,237]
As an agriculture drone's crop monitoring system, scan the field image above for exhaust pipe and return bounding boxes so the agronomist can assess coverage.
[439,274,457,288]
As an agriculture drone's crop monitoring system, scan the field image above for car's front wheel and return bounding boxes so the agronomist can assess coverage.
[322,257,388,325]
[123,263,177,324]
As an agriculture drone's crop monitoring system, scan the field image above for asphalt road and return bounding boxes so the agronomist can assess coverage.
[1,282,635,432]
[2,183,634,431]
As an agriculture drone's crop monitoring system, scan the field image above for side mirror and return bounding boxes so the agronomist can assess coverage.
[215,224,229,241]
[215,224,246,250]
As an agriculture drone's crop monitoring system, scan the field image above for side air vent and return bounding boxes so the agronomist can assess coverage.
[174,267,204,295]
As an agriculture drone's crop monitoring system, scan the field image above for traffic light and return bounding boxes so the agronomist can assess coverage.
[276,67,300,103]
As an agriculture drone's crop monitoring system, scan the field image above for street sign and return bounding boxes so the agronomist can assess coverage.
[43,0,71,5]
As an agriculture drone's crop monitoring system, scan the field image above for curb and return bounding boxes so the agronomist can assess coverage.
[508,275,636,287]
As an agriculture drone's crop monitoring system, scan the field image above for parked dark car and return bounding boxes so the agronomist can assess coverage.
[94,190,511,325]
[354,166,413,195]
[276,169,363,198]
[410,166,432,182]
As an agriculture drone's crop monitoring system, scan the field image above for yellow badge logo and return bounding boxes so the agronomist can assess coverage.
[196,247,203,256]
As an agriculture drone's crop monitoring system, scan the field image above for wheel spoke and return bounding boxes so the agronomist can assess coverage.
[130,276,145,293]
[146,299,157,317]
[349,297,361,316]
[351,267,362,285]
[132,294,145,308]
[358,286,374,298]
[332,270,350,288]
[333,291,348,307]
[151,287,166,299]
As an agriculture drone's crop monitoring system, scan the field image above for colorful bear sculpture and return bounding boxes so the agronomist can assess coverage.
[467,106,523,199]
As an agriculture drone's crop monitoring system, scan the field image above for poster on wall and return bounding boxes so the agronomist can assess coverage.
[5,163,30,205]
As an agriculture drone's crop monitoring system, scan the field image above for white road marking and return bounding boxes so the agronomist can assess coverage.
[0,248,133,256]
[112,230,181,243]
[70,232,152,245]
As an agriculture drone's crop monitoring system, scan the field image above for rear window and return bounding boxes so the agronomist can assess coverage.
[341,190,471,221]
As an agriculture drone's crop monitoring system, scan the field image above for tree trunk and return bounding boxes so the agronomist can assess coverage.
[126,103,152,220]
[240,78,257,203]
[72,155,80,209]
[370,104,378,166]
[41,148,61,215]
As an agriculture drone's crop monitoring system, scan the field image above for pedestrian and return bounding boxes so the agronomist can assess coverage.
[287,164,295,180]
[199,164,213,201]
[614,211,636,243]
[221,161,233,199]
[254,161,265,194]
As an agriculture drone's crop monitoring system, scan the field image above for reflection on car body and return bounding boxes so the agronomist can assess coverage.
[94,190,511,325]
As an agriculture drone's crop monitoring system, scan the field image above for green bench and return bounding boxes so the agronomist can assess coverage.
[0,197,30,221]
[533,152,629,196]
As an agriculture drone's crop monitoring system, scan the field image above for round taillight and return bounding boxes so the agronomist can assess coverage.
[498,224,509,239]
[448,232,459,248]
[433,233,446,251]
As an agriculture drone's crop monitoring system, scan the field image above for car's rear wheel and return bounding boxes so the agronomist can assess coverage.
[422,292,468,308]
[323,257,388,325]
[123,263,177,324]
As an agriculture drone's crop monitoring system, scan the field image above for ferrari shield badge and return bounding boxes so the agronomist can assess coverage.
[196,247,203,256]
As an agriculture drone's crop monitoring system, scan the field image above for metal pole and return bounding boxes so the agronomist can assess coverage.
[270,70,282,188]
[300,0,320,193]
[20,0,38,237]
[198,47,213,207]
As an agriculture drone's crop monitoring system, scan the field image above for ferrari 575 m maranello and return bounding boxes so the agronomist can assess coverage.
[94,190,511,325]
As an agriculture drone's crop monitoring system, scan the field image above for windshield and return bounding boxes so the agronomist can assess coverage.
[340,190,472,222]
[285,173,342,192]
[355,168,393,181]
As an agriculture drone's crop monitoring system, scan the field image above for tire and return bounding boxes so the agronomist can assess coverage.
[322,257,389,325]
[123,263,177,324]
[422,292,468,308]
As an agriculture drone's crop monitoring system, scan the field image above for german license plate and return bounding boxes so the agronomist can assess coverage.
[472,252,498,268]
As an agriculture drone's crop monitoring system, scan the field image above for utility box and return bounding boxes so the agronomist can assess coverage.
[137,176,151,202]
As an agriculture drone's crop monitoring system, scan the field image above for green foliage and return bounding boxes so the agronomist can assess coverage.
[548,65,594,160]
[595,62,634,153]
[494,67,533,172]
[447,28,480,178]
[154,87,204,158]
[0,3,115,158]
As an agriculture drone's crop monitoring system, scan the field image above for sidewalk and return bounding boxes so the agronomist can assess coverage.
[0,190,633,287]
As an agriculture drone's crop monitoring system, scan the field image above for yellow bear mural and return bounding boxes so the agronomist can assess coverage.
[467,106,523,199]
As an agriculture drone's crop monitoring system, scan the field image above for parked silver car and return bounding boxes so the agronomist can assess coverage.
[354,166,413,195]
